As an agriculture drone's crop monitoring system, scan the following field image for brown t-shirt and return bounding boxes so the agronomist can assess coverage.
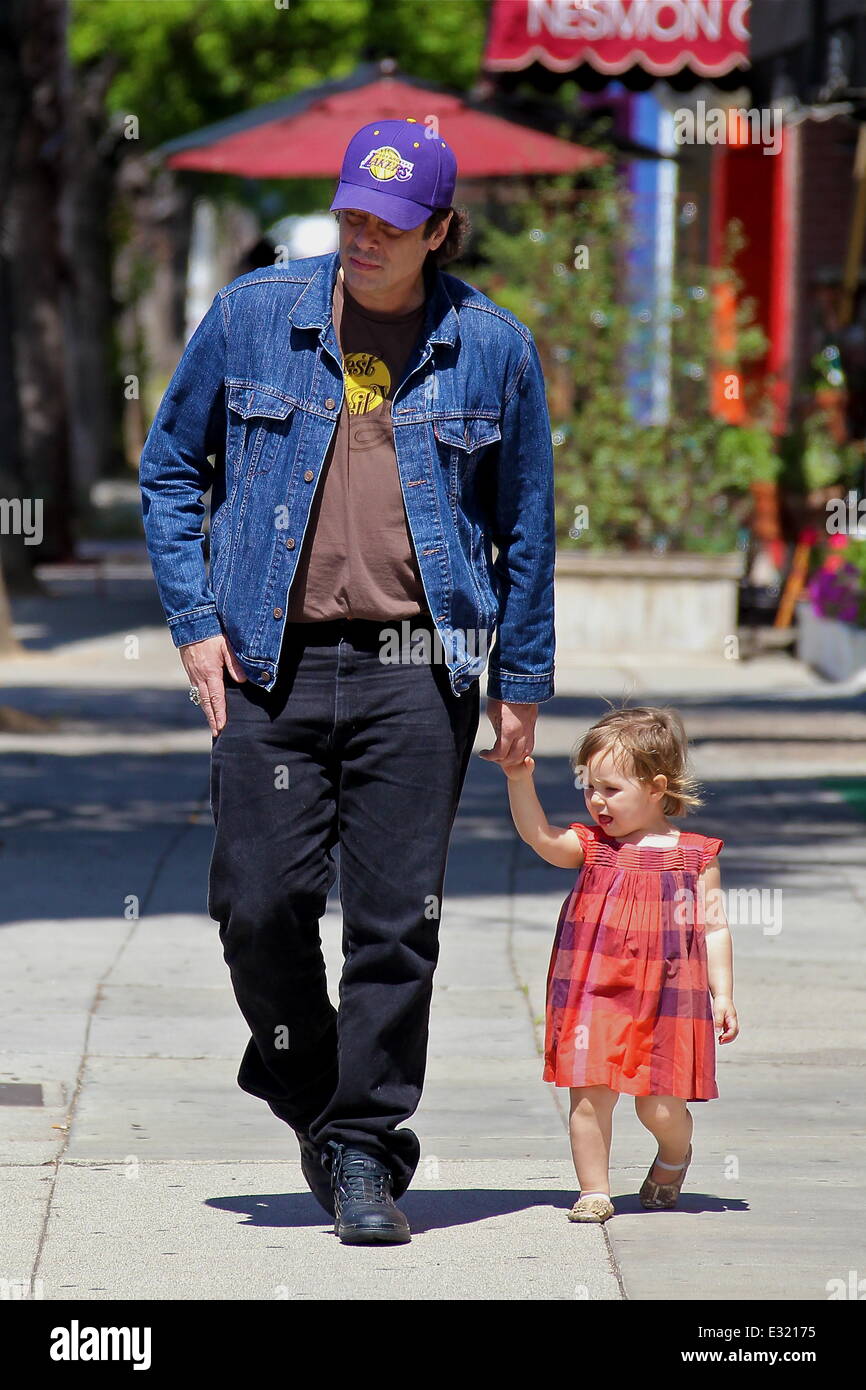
[285,267,429,622]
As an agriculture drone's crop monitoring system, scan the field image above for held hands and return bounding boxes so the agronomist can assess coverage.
[180,634,247,737]
[478,698,538,774]
[500,754,536,782]
[713,995,739,1044]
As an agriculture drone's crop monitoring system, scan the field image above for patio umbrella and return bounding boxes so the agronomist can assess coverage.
[156,59,607,178]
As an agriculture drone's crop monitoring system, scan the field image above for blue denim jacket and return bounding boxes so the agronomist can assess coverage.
[139,249,556,702]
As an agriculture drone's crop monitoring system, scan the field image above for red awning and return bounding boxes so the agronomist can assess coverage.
[484,0,751,79]
[160,66,606,178]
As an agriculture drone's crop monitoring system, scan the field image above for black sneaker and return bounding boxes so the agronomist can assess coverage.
[322,1141,411,1244]
[296,1130,335,1217]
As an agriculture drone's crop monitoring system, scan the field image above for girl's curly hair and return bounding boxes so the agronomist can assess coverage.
[570,701,704,818]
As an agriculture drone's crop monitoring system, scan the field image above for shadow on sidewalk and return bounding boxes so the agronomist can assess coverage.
[206,1186,750,1233]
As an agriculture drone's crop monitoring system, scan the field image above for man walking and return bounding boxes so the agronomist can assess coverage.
[140,119,556,1244]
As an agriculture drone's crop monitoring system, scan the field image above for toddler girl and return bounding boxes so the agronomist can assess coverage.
[500,703,738,1222]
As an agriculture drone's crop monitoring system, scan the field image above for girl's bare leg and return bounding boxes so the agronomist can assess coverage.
[634,1095,693,1183]
[568,1085,619,1194]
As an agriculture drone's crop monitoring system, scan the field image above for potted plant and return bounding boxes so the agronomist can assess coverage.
[460,176,768,656]
[796,533,866,680]
[801,410,863,501]
[809,343,848,446]
[714,422,782,543]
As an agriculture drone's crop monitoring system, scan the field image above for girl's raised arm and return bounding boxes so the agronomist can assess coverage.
[501,756,586,869]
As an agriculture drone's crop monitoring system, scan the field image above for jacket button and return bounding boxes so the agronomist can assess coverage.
[303,469,314,482]
[273,607,283,619]
[324,397,336,410]
[259,671,269,682]
[285,537,295,549]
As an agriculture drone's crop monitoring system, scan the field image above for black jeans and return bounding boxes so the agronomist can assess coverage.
[207,614,480,1197]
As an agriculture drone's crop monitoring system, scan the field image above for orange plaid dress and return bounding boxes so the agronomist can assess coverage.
[543,822,724,1100]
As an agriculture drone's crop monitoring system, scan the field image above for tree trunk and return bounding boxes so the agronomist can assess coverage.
[62,50,126,500]
[0,0,41,605]
[0,545,23,654]
[9,0,74,563]
[114,158,196,460]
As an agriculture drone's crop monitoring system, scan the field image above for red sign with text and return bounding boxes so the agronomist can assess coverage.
[485,0,751,77]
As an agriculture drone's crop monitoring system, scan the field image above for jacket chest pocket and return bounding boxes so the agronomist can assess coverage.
[226,382,296,478]
[432,414,501,503]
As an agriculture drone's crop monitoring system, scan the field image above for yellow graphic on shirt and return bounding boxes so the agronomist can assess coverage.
[344,351,391,415]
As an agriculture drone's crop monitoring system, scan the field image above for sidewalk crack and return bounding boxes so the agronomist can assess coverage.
[28,779,211,1293]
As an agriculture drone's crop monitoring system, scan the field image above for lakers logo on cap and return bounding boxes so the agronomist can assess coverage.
[359,145,415,183]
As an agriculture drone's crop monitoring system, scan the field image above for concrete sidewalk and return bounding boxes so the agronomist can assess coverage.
[1,573,864,1300]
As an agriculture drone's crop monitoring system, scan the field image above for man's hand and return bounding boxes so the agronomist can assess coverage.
[180,635,247,737]
[478,698,538,768]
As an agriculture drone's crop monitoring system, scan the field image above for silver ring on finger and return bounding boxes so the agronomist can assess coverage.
[188,686,202,705]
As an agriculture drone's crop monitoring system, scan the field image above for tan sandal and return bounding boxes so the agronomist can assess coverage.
[639,1144,692,1209]
[568,1194,615,1223]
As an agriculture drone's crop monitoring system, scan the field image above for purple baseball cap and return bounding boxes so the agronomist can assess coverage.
[330,118,457,230]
